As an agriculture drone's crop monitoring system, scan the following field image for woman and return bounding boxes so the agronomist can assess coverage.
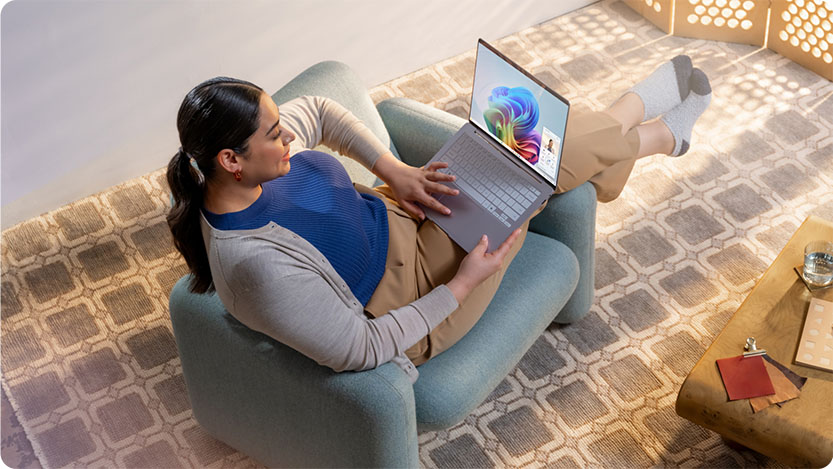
[167,56,710,382]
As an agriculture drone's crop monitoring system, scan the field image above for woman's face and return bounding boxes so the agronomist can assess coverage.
[239,93,296,182]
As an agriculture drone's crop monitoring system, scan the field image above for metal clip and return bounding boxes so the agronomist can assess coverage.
[743,337,766,358]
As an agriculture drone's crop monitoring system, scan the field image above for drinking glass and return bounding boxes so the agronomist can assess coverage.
[803,240,833,287]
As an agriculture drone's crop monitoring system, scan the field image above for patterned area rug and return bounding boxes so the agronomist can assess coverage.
[3,1,832,467]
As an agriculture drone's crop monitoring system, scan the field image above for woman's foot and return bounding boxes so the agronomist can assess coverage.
[626,55,693,121]
[660,68,712,156]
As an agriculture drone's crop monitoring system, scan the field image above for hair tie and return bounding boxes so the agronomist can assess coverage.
[180,147,205,185]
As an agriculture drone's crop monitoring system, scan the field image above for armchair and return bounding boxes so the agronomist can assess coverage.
[169,61,596,468]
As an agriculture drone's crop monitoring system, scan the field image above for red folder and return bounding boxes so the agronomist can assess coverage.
[716,355,775,401]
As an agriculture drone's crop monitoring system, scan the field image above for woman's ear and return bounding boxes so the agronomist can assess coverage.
[215,149,241,175]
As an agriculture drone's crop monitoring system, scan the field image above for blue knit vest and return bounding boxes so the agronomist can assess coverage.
[203,150,389,306]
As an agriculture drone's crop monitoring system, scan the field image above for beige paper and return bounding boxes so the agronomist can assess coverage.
[749,360,801,413]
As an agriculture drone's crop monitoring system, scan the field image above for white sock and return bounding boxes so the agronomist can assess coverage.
[628,55,693,121]
[660,68,712,157]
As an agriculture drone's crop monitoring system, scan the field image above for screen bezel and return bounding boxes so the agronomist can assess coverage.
[468,39,570,188]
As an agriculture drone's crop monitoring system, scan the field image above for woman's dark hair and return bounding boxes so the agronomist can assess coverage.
[166,77,264,293]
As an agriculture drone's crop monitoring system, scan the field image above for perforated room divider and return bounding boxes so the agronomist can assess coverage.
[624,0,833,80]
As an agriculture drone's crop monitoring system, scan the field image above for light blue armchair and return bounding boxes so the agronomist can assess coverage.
[169,61,596,468]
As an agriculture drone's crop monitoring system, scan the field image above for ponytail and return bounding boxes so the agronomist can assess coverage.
[166,77,263,293]
[167,148,214,293]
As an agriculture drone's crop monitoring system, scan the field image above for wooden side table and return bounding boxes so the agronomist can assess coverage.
[675,215,833,468]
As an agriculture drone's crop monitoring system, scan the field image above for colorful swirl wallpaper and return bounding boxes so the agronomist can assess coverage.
[483,86,541,164]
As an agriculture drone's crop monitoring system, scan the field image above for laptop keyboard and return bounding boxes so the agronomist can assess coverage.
[437,134,541,227]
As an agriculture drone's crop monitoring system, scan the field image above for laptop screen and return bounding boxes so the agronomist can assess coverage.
[469,40,569,187]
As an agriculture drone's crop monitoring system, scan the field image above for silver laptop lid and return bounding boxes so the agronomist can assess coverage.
[469,39,570,189]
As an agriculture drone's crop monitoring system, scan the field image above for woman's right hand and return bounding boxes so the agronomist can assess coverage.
[446,229,522,304]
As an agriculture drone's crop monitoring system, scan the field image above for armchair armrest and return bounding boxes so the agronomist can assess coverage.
[376,97,465,168]
[529,182,596,323]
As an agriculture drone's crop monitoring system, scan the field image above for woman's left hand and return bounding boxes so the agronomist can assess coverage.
[374,153,459,220]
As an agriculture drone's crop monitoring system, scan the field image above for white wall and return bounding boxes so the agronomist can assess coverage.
[1,0,594,228]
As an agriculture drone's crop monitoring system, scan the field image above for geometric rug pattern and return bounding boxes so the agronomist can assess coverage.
[2,1,832,467]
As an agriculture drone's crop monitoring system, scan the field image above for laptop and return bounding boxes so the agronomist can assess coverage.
[423,39,570,252]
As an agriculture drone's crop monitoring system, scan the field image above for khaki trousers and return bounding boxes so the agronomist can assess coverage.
[362,108,640,365]
[555,106,641,202]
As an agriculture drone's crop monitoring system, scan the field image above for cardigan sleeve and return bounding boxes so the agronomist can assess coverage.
[278,95,390,170]
[218,240,459,374]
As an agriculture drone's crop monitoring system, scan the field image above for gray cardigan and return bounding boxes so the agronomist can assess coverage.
[202,96,460,381]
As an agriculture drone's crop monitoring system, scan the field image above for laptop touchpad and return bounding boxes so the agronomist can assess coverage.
[432,191,502,252]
